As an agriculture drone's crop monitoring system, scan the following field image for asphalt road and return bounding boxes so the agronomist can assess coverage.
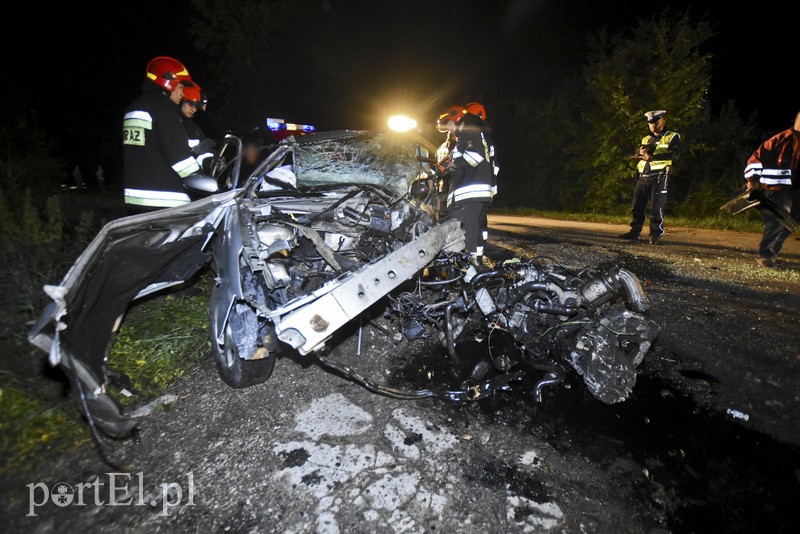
[3,214,799,533]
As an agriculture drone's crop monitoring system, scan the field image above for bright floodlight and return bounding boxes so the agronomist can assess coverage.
[388,115,418,132]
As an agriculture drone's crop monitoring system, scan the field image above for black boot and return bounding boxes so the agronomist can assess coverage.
[618,230,640,240]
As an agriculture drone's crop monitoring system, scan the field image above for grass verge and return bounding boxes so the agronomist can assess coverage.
[0,271,214,476]
[0,383,90,476]
[107,275,213,405]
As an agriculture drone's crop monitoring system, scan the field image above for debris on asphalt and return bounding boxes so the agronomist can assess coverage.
[726,408,750,422]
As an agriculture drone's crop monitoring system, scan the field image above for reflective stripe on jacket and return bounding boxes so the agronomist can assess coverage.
[744,128,799,189]
[448,113,495,207]
[122,82,201,206]
[637,130,680,173]
[123,188,192,208]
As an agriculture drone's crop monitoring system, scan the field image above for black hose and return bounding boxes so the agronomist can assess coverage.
[534,301,578,316]
[505,281,549,306]
[470,268,506,287]
[342,206,369,223]
[307,189,361,223]
[317,354,439,399]
[315,353,526,403]
[469,259,532,287]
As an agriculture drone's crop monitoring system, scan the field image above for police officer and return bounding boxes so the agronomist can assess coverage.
[744,110,800,267]
[122,56,215,214]
[446,103,495,265]
[619,110,682,244]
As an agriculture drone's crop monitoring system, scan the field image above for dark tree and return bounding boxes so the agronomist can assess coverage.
[578,12,713,212]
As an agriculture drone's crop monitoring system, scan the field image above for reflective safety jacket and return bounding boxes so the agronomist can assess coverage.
[744,128,799,190]
[636,130,681,174]
[447,113,498,207]
[123,82,201,208]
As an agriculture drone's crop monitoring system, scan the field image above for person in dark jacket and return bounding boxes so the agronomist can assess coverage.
[122,56,209,214]
[179,83,215,172]
[446,104,496,265]
[464,102,498,252]
[744,111,800,267]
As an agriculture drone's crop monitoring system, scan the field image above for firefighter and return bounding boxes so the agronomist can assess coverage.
[744,111,800,267]
[446,103,495,265]
[179,83,215,172]
[464,101,498,252]
[434,105,465,220]
[122,56,213,213]
[619,110,682,244]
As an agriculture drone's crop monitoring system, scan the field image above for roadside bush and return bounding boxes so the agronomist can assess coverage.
[500,13,757,217]
[0,195,97,476]
[673,181,729,219]
[1,189,67,246]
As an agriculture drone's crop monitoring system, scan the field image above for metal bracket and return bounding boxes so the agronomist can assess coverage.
[274,220,465,354]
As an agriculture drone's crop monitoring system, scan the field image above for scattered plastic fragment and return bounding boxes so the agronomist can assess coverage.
[128,393,179,418]
[726,408,750,421]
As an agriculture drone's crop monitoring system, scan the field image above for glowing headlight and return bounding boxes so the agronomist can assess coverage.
[388,115,418,132]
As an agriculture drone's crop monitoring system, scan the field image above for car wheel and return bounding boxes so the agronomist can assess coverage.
[211,300,276,388]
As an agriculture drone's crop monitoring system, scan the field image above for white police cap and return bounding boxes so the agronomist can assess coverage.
[644,110,667,122]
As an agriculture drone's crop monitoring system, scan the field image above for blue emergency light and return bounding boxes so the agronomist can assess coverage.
[267,117,316,133]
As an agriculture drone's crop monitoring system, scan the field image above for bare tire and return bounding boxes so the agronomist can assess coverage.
[211,300,276,388]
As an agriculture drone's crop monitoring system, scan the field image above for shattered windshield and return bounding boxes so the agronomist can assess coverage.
[291,132,419,197]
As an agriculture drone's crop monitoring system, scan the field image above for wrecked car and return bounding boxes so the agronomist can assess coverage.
[28,130,659,439]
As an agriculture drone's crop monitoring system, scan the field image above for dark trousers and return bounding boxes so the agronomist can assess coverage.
[758,189,799,259]
[450,201,489,256]
[630,171,669,237]
[480,202,490,244]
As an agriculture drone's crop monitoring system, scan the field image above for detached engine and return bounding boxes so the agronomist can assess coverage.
[385,256,660,404]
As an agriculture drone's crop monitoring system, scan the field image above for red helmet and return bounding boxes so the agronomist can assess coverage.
[437,105,466,132]
[465,102,487,120]
[182,83,201,102]
[145,56,192,92]
[182,83,207,111]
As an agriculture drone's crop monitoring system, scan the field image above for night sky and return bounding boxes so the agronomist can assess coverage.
[4,1,798,176]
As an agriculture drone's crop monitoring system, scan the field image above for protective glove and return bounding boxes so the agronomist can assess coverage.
[192,138,217,158]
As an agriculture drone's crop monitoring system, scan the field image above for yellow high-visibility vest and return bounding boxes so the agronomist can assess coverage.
[637,131,679,173]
